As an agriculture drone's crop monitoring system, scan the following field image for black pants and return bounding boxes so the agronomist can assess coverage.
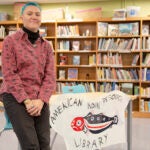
[2,93,50,150]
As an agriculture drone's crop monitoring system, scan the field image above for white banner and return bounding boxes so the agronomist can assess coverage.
[50,90,130,150]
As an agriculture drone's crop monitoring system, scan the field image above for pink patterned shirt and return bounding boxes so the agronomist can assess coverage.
[0,29,56,103]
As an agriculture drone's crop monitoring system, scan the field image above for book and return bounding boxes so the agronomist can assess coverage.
[108,24,119,36]
[98,38,106,50]
[59,55,68,65]
[83,40,92,50]
[73,55,80,65]
[146,37,150,50]
[130,69,139,80]
[146,69,150,81]
[142,68,147,81]
[118,22,139,36]
[98,22,108,36]
[68,68,78,80]
[144,101,149,112]
[97,68,104,80]
[72,41,80,51]
[143,53,150,65]
[140,99,144,112]
[89,82,95,92]
[134,85,139,95]
[126,6,140,17]
[111,82,119,91]
[121,83,133,95]
[0,25,5,38]
[58,40,70,50]
[119,23,132,36]
[39,27,47,37]
[113,9,126,20]
[142,24,149,35]
[131,22,139,35]
[125,38,134,50]
[131,54,139,66]
[148,101,150,112]
[89,54,96,65]
[8,26,17,35]
[58,69,66,79]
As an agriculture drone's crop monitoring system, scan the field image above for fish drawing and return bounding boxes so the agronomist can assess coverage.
[71,112,118,134]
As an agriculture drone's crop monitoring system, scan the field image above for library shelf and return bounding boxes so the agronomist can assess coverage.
[1,18,150,117]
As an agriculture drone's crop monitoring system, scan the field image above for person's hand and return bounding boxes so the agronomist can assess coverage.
[27,99,44,116]
[24,99,34,111]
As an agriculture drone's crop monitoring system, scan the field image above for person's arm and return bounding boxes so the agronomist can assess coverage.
[38,41,56,103]
[2,36,29,103]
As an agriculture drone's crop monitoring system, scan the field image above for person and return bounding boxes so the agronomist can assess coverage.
[0,2,56,150]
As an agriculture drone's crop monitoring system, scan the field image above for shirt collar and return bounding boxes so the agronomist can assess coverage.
[17,29,45,42]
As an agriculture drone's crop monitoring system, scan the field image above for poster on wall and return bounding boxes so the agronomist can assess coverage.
[50,90,130,150]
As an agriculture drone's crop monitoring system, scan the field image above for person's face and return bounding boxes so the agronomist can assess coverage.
[21,5,41,32]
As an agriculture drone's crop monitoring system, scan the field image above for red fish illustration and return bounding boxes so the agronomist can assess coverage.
[71,112,118,134]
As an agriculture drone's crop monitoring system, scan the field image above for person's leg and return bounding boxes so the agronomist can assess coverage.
[2,93,40,150]
[34,103,50,150]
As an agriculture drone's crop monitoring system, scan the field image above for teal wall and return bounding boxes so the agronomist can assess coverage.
[0,0,150,20]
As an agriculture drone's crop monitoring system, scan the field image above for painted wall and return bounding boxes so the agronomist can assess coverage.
[41,0,150,18]
[0,0,150,20]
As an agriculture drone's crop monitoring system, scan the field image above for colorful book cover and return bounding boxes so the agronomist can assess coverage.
[134,85,139,95]
[108,24,119,36]
[39,27,47,37]
[140,99,144,112]
[113,9,126,20]
[59,55,68,65]
[119,23,132,36]
[144,101,149,112]
[68,68,78,79]
[58,69,66,80]
[73,55,80,65]
[83,40,92,50]
[130,69,138,80]
[121,83,133,95]
[131,22,139,35]
[142,24,149,36]
[146,69,150,81]
[98,22,108,36]
[72,41,80,51]
[148,101,150,112]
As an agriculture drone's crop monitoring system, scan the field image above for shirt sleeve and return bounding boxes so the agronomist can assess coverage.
[38,41,56,103]
[1,36,29,103]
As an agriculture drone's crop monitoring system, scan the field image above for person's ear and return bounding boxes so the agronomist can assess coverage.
[20,15,23,21]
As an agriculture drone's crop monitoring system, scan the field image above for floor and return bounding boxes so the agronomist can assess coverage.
[0,112,150,150]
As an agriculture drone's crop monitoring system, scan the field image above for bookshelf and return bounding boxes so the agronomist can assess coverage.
[56,20,97,95]
[97,18,141,118]
[140,18,150,116]
[1,18,150,117]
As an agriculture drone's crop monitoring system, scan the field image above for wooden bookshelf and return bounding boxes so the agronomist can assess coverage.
[1,18,150,117]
